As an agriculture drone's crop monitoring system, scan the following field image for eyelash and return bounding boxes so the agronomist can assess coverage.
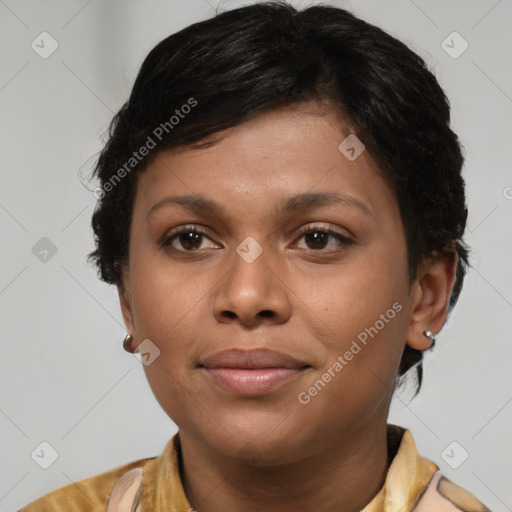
[161,223,354,254]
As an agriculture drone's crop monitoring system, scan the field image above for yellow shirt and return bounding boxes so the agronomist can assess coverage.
[18,424,490,511]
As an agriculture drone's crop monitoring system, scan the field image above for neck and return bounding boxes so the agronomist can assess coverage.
[179,423,391,512]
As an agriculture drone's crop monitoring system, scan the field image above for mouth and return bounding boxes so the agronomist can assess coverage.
[199,348,311,396]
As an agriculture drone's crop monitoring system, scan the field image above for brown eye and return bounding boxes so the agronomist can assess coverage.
[303,231,329,250]
[174,231,203,251]
[296,226,354,252]
[162,226,217,252]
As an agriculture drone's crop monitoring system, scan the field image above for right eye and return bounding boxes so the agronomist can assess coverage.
[161,225,219,252]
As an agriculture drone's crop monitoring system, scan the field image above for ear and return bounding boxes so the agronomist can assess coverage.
[117,277,135,334]
[406,248,458,351]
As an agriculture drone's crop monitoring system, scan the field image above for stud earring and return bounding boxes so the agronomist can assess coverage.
[423,330,436,346]
[123,334,134,353]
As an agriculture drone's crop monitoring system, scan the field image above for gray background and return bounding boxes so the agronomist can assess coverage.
[1,0,511,510]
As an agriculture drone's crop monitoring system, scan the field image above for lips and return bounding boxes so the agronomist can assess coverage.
[201,348,308,370]
[199,348,311,396]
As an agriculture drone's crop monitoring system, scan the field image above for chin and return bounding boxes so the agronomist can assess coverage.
[193,411,310,466]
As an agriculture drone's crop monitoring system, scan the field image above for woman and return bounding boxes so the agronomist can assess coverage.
[19,1,490,510]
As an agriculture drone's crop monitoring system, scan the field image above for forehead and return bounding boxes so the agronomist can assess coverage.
[133,106,397,222]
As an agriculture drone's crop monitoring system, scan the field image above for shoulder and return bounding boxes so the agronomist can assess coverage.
[17,456,155,512]
[384,426,491,512]
[413,470,491,511]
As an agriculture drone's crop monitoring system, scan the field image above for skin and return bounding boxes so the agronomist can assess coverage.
[118,104,458,512]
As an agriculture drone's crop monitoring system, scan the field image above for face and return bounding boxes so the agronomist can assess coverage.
[119,105,421,464]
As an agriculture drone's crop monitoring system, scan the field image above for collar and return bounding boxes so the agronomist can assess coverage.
[362,425,439,512]
[138,424,439,511]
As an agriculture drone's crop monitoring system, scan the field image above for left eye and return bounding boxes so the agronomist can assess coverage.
[295,227,354,251]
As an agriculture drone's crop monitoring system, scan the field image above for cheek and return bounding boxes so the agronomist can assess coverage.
[141,362,199,435]
[315,292,406,392]
[129,246,209,339]
[296,237,409,405]
[297,302,407,428]
[303,249,408,351]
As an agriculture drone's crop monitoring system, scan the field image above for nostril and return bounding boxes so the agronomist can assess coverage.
[258,310,274,318]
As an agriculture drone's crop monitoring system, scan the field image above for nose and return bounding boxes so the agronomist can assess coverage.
[212,242,292,328]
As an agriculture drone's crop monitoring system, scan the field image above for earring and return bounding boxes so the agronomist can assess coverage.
[423,330,436,346]
[123,334,134,353]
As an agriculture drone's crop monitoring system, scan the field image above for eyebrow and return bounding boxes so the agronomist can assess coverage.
[146,191,373,220]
